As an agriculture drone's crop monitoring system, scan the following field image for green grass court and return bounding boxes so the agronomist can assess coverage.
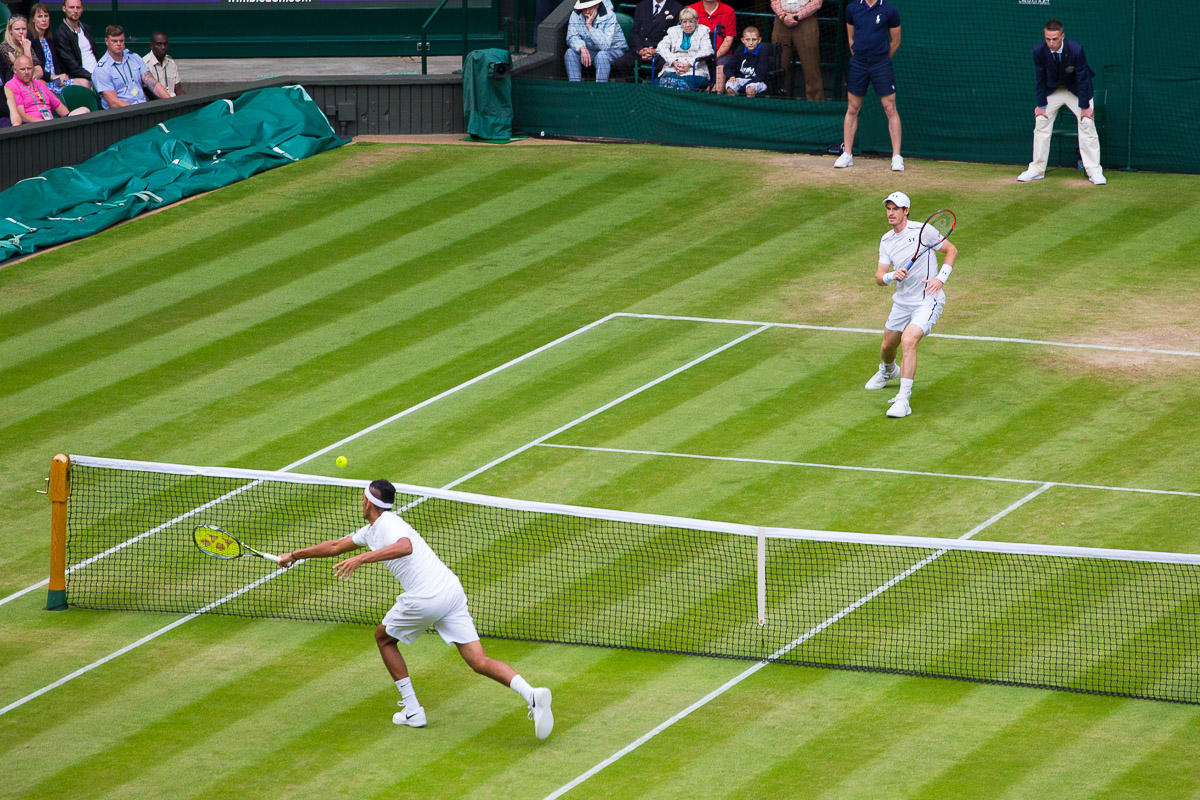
[3,142,1200,798]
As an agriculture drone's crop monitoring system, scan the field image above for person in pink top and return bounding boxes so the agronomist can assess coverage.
[4,54,83,124]
[770,0,824,101]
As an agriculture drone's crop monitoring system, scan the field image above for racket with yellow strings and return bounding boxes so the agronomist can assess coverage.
[192,524,280,563]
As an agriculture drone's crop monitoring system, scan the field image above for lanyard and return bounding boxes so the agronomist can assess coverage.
[111,55,138,94]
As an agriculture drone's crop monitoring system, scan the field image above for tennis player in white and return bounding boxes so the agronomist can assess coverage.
[278,479,554,739]
[866,191,958,418]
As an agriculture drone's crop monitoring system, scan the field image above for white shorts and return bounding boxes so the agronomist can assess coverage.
[382,586,480,645]
[885,294,945,336]
[726,77,768,95]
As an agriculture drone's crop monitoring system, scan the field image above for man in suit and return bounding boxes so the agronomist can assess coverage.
[611,0,683,81]
[53,0,99,82]
[1018,19,1104,185]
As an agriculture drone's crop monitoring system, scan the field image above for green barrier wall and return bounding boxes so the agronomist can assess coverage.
[514,0,1200,173]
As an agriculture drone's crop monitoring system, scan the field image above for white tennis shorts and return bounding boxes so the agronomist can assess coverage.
[382,586,480,645]
[885,295,945,336]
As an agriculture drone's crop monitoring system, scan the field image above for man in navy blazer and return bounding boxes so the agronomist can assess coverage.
[611,0,684,80]
[1018,20,1104,185]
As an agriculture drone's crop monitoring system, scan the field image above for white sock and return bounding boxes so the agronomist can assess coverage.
[396,677,420,709]
[882,361,896,372]
[509,674,535,705]
[899,378,914,398]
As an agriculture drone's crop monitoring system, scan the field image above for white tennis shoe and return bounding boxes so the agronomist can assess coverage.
[891,154,905,171]
[529,687,554,740]
[1089,171,1107,185]
[834,152,853,168]
[1017,169,1044,182]
[394,702,427,727]
[886,397,912,418]
[865,363,900,390]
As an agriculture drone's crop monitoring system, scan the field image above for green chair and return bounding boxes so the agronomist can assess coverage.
[61,84,99,113]
[615,11,634,46]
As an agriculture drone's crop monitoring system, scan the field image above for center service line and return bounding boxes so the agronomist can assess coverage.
[544,484,1053,799]
[1,323,768,717]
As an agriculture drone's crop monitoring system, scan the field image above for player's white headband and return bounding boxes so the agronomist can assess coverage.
[364,487,394,509]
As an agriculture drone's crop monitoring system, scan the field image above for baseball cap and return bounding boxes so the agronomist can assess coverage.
[883,191,911,208]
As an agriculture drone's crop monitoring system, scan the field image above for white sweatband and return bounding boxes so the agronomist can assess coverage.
[937,264,953,283]
[882,272,897,285]
[364,486,393,509]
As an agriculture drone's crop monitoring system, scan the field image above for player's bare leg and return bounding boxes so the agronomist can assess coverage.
[880,328,902,367]
[376,624,410,679]
[881,93,902,157]
[837,93,863,167]
[887,324,923,418]
[457,640,555,739]
[377,625,427,727]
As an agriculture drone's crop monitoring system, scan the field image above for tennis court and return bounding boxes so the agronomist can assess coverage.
[3,142,1200,798]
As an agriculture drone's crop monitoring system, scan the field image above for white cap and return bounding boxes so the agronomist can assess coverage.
[883,191,911,208]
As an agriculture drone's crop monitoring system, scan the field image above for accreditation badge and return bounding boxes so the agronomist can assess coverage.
[40,107,53,120]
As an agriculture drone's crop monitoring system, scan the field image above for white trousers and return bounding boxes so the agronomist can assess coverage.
[1029,87,1102,176]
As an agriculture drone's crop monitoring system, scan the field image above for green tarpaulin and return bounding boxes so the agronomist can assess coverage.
[0,85,346,263]
[463,48,514,142]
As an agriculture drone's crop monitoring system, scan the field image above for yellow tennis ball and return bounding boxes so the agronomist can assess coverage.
[335,456,347,468]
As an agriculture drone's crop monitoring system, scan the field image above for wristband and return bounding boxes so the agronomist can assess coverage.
[937,265,952,283]
[882,272,897,285]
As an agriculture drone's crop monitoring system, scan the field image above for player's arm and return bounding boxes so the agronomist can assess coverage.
[333,537,413,579]
[278,535,359,568]
[877,260,905,286]
[923,240,958,295]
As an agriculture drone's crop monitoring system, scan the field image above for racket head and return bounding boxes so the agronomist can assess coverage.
[193,524,245,560]
[921,209,956,246]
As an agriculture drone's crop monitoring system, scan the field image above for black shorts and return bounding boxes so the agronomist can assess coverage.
[847,52,896,97]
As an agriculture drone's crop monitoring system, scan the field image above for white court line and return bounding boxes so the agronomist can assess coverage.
[614,312,1200,358]
[537,443,1200,499]
[0,313,622,610]
[1,324,768,717]
[544,484,1052,799]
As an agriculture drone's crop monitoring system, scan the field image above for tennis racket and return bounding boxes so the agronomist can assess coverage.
[193,524,280,563]
[898,209,955,283]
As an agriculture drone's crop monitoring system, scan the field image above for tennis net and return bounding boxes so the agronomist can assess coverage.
[58,454,1200,704]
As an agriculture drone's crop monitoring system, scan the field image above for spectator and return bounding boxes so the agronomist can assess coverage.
[144,30,183,96]
[53,0,99,83]
[5,54,85,123]
[1017,20,1104,185]
[834,0,903,171]
[654,6,712,90]
[685,0,735,92]
[93,25,170,109]
[724,26,769,97]
[29,3,90,95]
[770,0,823,101]
[1,15,34,77]
[611,0,682,82]
[564,0,628,84]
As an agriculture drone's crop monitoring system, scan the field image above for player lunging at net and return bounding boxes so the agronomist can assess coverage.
[865,191,959,418]
[278,480,554,739]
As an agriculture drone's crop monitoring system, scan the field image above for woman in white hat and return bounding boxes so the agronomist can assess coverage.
[565,0,628,83]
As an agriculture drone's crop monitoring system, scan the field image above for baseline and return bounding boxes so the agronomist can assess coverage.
[544,483,1053,799]
[615,313,1200,358]
[537,443,1200,499]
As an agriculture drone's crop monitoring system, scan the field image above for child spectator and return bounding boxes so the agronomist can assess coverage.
[725,26,770,97]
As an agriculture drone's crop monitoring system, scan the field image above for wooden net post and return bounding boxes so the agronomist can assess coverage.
[47,453,70,611]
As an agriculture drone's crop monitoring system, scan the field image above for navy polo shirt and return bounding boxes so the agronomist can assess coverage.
[846,0,900,57]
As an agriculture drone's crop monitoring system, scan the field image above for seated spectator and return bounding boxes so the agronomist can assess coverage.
[29,3,90,95]
[654,7,713,90]
[611,0,683,82]
[564,0,628,84]
[53,0,100,84]
[724,26,769,97]
[5,54,86,123]
[686,0,736,92]
[1,16,34,77]
[144,30,183,96]
[93,25,170,109]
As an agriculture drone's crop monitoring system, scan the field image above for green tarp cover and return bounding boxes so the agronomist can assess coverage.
[0,85,346,263]
[463,48,514,141]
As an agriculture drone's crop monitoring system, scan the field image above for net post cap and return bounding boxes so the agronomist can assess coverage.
[883,191,911,208]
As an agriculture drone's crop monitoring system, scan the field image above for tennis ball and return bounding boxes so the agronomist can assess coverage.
[335,456,347,468]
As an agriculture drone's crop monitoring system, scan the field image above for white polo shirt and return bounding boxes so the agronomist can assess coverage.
[879,220,945,306]
[351,511,460,598]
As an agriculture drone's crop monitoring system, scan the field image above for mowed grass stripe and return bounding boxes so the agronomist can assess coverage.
[0,157,581,407]
[0,148,461,345]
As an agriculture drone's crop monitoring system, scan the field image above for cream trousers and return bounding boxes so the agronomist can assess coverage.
[1029,86,1102,176]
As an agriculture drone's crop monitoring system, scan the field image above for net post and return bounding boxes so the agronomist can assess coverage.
[47,453,70,611]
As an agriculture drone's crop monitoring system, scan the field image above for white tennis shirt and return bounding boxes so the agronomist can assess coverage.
[352,511,460,597]
[879,220,945,306]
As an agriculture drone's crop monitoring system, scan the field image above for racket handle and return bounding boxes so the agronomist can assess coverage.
[262,553,281,563]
